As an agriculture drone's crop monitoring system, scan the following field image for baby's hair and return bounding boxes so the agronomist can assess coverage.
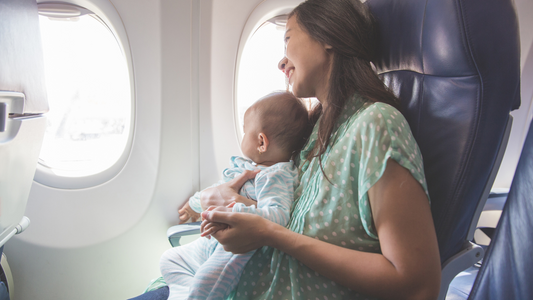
[250,91,313,160]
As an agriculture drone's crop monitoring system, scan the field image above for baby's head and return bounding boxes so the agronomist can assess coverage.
[241,91,312,166]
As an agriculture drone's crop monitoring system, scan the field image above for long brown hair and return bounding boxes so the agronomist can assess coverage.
[289,0,399,168]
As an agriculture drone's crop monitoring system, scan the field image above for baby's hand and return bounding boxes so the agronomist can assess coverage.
[178,202,201,224]
[200,221,229,238]
[200,205,233,238]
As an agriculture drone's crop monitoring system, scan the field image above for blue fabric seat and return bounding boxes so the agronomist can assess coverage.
[466,120,533,299]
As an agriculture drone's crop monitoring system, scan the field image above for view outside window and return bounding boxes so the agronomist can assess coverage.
[236,21,287,137]
[236,19,317,139]
[38,13,131,177]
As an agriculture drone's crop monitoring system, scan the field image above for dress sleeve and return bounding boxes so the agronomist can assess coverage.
[352,103,429,239]
[232,166,296,227]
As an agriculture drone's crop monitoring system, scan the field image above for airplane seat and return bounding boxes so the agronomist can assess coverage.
[0,0,49,298]
[465,119,533,300]
[137,0,521,299]
[365,0,520,298]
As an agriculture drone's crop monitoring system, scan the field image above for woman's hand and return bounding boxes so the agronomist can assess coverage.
[200,210,275,254]
[200,170,259,210]
[199,205,233,238]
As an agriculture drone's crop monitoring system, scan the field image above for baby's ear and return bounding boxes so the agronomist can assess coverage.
[257,132,270,153]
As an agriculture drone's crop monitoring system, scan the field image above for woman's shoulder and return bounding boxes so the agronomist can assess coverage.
[359,101,402,119]
[348,101,408,131]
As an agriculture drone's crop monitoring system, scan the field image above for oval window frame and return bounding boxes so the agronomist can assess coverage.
[34,0,135,189]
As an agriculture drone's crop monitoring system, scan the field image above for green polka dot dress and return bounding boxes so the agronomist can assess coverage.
[229,95,430,300]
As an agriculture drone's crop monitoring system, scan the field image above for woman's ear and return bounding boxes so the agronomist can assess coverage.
[257,133,270,153]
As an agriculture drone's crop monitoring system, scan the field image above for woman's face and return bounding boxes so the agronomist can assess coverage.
[278,15,333,101]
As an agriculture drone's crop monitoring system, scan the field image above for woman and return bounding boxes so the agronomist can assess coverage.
[198,0,441,299]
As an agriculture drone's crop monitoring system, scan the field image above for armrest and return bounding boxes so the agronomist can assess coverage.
[438,241,484,300]
[166,222,201,247]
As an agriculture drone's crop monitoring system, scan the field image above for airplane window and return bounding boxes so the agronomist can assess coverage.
[37,6,132,179]
[236,17,318,139]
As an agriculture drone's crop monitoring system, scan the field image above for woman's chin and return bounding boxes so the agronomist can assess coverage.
[291,84,314,98]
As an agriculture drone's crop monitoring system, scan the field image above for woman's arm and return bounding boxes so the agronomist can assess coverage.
[199,169,259,210]
[205,160,441,300]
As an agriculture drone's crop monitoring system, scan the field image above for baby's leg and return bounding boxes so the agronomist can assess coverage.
[188,244,255,300]
[160,237,218,300]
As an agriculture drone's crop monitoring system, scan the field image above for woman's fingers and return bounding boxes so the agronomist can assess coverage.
[200,218,211,233]
[228,169,260,190]
[199,170,259,210]
[201,223,214,237]
[201,223,221,237]
[201,210,235,226]
[204,212,272,254]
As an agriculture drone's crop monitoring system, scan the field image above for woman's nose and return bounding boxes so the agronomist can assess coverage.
[278,56,288,71]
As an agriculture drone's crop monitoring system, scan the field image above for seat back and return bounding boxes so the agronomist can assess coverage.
[468,119,533,300]
[0,0,48,114]
[0,0,48,248]
[366,0,521,264]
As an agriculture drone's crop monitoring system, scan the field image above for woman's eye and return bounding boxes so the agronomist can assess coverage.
[284,36,290,43]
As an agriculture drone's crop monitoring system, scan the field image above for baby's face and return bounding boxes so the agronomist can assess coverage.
[240,109,261,161]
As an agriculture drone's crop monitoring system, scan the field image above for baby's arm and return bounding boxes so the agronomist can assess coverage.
[200,204,233,237]
[187,191,204,214]
[179,177,228,223]
[201,167,295,236]
[232,168,295,227]
[188,172,236,214]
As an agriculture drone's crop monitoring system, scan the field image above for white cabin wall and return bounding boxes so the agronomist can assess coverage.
[5,0,202,299]
[157,0,200,224]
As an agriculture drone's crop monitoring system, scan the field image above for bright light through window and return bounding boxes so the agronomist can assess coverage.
[38,13,132,178]
[236,19,317,139]
[236,21,287,137]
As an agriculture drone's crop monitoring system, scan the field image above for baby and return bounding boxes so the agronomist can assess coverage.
[160,91,313,300]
